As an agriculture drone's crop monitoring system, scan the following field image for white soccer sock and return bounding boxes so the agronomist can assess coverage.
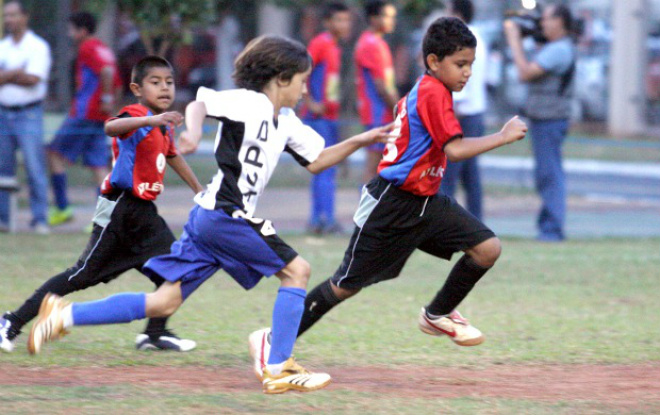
[266,362,285,376]
[61,305,74,329]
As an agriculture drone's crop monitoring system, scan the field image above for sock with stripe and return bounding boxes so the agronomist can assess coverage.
[267,287,306,373]
[297,278,342,337]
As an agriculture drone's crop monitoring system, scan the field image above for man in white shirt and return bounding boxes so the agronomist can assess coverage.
[0,1,52,233]
[440,0,487,220]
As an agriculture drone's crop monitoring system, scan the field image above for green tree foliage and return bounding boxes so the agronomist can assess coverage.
[118,0,215,55]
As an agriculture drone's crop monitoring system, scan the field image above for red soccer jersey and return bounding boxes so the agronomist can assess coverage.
[70,37,122,121]
[378,74,463,196]
[101,104,178,200]
[355,30,396,126]
[300,32,341,120]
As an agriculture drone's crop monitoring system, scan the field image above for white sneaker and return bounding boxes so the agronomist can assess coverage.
[248,328,271,381]
[28,294,70,354]
[262,357,331,394]
[418,308,484,346]
[0,316,19,353]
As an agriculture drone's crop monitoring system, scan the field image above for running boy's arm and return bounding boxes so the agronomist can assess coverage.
[444,116,527,163]
[104,112,184,137]
[166,154,204,194]
[177,101,207,155]
[306,123,395,174]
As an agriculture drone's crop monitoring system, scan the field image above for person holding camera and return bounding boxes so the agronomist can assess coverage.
[504,4,575,242]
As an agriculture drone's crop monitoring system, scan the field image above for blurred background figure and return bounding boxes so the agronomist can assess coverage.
[440,0,487,221]
[0,0,52,234]
[504,3,576,242]
[47,11,121,228]
[355,0,399,185]
[302,1,352,235]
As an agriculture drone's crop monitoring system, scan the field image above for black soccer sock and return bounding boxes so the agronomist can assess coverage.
[12,271,80,330]
[144,317,169,337]
[297,278,343,337]
[426,255,490,317]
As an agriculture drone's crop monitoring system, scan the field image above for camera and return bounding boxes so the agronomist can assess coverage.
[504,10,546,43]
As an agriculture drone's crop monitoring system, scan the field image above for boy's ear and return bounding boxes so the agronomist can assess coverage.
[129,82,141,97]
[276,75,292,87]
[426,53,441,71]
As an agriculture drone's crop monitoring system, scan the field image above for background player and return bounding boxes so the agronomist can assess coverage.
[0,56,203,353]
[302,1,352,234]
[249,18,528,376]
[355,0,399,184]
[48,12,122,227]
[27,35,394,394]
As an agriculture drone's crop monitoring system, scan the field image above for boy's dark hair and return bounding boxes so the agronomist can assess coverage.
[131,56,174,85]
[69,12,96,34]
[451,0,474,24]
[364,0,389,18]
[322,1,350,20]
[422,17,476,69]
[233,35,311,92]
[551,4,573,33]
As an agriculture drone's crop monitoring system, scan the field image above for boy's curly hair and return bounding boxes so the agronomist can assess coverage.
[422,17,476,69]
[233,35,312,92]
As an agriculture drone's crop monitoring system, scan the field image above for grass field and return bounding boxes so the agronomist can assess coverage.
[1,233,660,414]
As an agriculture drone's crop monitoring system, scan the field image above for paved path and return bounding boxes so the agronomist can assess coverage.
[7,184,660,239]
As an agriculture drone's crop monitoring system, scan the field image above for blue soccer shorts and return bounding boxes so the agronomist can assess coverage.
[49,117,109,167]
[143,205,298,300]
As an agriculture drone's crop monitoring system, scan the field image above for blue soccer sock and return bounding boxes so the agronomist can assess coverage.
[51,173,69,210]
[72,293,147,326]
[268,287,306,365]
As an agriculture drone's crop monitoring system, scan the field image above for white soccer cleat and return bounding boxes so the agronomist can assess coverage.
[0,316,18,353]
[27,294,70,355]
[135,330,197,352]
[418,308,484,346]
[248,327,271,381]
[262,357,331,394]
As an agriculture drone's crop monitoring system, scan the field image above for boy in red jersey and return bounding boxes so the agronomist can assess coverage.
[0,56,203,353]
[302,1,352,234]
[48,12,122,226]
[249,18,528,373]
[355,0,399,183]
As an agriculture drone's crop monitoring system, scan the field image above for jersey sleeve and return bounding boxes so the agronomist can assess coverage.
[282,110,326,167]
[196,87,250,120]
[417,83,463,147]
[106,105,146,140]
[79,40,115,74]
[534,42,573,75]
[308,37,324,66]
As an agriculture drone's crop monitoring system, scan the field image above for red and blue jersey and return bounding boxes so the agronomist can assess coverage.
[378,74,463,196]
[70,37,121,121]
[101,104,178,201]
[355,30,396,126]
[300,32,341,120]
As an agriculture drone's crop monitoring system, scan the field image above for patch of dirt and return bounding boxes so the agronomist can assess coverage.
[1,363,659,408]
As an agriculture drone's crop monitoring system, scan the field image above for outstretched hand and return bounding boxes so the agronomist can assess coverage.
[150,111,184,129]
[500,116,528,144]
[360,122,398,147]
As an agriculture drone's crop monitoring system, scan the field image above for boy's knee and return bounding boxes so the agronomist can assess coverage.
[470,237,501,268]
[279,257,312,288]
[146,288,182,317]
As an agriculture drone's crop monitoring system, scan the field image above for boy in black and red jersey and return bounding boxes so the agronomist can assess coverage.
[249,18,528,373]
[0,56,203,353]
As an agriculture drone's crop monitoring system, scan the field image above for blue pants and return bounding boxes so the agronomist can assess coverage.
[440,113,484,221]
[306,119,339,228]
[0,105,49,225]
[530,119,569,240]
[49,117,108,167]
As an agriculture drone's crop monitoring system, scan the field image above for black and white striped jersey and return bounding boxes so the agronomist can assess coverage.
[193,87,325,216]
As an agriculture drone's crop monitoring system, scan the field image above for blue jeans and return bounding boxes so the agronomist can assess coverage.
[440,113,484,220]
[530,119,569,240]
[305,119,339,227]
[0,105,49,225]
